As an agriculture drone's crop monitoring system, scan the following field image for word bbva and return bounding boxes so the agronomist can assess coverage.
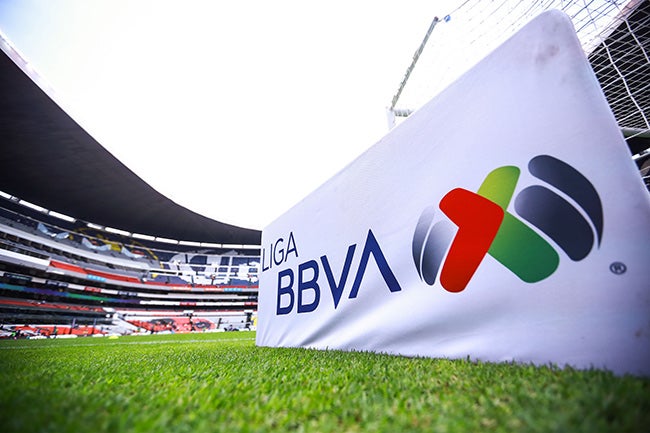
[264,230,402,315]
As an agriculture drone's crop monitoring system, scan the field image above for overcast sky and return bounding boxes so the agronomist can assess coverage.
[0,0,462,231]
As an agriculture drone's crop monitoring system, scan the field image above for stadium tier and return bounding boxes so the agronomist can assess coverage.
[0,197,260,338]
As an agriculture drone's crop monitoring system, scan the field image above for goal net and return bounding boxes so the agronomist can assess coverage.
[388,0,650,175]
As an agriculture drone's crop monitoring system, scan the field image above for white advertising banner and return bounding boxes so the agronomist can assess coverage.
[256,11,650,375]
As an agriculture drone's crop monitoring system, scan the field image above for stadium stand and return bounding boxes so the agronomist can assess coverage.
[0,198,259,337]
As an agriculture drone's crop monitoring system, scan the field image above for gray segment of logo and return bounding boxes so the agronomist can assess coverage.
[421,220,456,285]
[515,185,594,261]
[412,204,456,286]
[412,205,437,279]
[528,155,603,244]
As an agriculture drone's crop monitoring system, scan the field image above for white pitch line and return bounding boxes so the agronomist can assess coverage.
[0,337,256,350]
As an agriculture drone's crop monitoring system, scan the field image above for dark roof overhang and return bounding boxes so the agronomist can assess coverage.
[0,38,261,245]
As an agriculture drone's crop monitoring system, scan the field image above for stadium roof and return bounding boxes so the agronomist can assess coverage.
[0,39,261,246]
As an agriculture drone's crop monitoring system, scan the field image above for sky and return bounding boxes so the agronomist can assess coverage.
[0,0,464,232]
[0,0,634,234]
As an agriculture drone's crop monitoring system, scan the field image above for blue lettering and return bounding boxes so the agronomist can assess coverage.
[349,229,402,299]
[273,238,285,266]
[276,268,294,315]
[297,260,320,313]
[264,232,299,272]
[274,229,401,315]
[320,244,356,309]
[286,231,299,260]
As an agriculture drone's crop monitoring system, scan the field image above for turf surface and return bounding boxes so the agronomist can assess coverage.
[0,332,648,432]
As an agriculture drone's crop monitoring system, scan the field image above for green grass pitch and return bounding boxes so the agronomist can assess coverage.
[0,332,648,432]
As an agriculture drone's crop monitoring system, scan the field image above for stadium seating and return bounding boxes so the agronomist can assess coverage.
[0,198,259,337]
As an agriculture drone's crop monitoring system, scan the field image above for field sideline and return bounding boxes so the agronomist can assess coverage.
[0,332,647,432]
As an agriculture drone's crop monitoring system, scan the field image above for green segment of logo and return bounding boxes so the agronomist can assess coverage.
[477,166,559,282]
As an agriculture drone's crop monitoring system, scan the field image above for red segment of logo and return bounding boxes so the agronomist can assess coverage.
[439,188,505,293]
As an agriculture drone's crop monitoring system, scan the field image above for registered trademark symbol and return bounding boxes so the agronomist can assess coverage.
[609,262,627,275]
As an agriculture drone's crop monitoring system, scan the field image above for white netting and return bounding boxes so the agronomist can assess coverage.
[389,0,650,148]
